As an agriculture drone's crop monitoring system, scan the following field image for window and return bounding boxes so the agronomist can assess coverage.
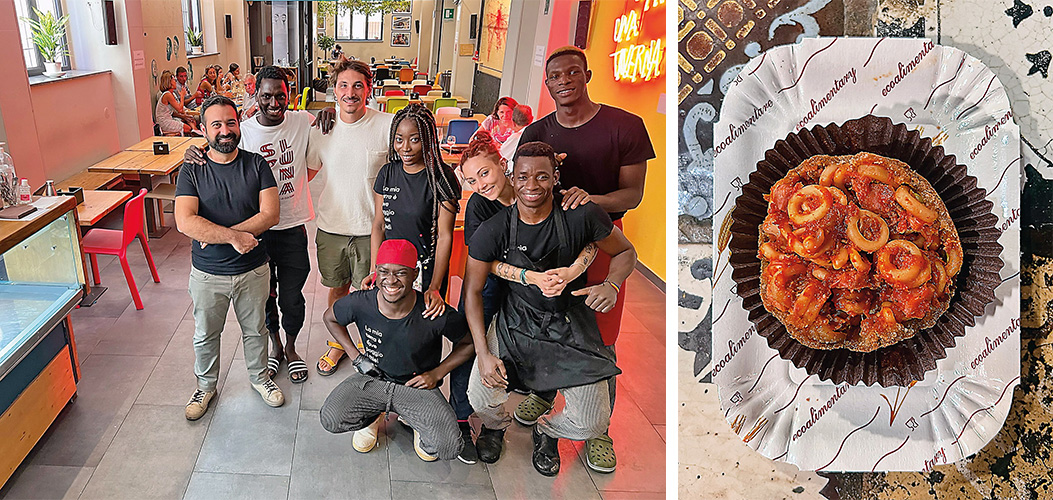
[334,5,383,41]
[182,0,203,53]
[15,0,70,76]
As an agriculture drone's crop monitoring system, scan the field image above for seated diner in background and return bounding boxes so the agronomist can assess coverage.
[477,97,518,144]
[155,70,195,135]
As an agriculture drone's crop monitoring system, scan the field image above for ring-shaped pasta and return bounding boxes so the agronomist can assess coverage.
[876,240,931,288]
[858,163,891,183]
[759,242,784,260]
[819,163,840,187]
[944,240,963,276]
[846,210,890,252]
[787,185,832,225]
[849,247,870,273]
[792,231,835,259]
[895,185,938,223]
[828,186,848,205]
[932,259,948,295]
[790,282,828,325]
[831,246,850,269]
[766,262,807,311]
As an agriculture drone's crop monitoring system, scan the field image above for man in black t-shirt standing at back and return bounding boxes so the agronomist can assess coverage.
[319,239,473,462]
[175,96,284,421]
[517,45,656,471]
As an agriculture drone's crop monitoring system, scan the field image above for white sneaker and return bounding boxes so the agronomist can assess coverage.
[414,429,438,462]
[353,414,383,453]
[252,379,285,407]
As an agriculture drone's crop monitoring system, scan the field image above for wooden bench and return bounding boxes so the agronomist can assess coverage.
[55,171,122,191]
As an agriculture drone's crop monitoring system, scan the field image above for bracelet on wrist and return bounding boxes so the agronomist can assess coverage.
[520,268,528,285]
[603,280,621,293]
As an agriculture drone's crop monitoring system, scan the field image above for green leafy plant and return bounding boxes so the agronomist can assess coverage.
[316,0,410,24]
[20,7,69,63]
[317,33,335,53]
[185,27,203,47]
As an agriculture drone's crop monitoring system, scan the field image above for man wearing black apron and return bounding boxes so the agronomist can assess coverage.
[463,142,638,476]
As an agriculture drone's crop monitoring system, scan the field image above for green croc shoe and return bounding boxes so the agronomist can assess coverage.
[514,393,554,426]
[586,433,616,473]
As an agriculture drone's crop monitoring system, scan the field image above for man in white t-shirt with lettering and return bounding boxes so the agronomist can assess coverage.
[185,65,335,384]
[307,59,394,376]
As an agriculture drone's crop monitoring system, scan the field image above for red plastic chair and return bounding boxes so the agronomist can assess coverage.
[82,188,160,310]
[384,89,406,96]
[412,84,433,95]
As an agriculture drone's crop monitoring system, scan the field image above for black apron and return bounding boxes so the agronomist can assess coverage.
[493,200,620,393]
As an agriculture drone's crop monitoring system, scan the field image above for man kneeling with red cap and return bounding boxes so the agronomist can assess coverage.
[319,239,473,461]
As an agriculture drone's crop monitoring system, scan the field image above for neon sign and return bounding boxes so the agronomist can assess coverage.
[610,0,665,83]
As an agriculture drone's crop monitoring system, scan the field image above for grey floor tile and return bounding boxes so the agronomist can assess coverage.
[182,472,289,500]
[0,465,93,500]
[574,385,665,494]
[298,322,354,411]
[91,289,191,357]
[194,374,301,475]
[614,332,665,425]
[26,354,158,468]
[385,414,491,486]
[79,405,209,499]
[287,410,389,499]
[485,425,602,500]
[67,316,115,361]
[390,480,497,500]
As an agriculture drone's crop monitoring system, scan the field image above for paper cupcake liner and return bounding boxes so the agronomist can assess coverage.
[728,115,1004,387]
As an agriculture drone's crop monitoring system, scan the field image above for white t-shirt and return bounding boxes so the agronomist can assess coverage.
[500,128,525,171]
[239,110,316,230]
[307,107,393,236]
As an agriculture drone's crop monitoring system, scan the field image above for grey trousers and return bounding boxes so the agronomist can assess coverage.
[188,264,270,391]
[320,372,463,460]
[467,322,613,441]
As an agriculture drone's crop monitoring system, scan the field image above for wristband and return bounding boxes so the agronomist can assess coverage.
[520,268,528,285]
[603,280,621,293]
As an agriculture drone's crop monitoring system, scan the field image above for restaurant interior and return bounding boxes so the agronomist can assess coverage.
[0,0,665,496]
[0,0,666,498]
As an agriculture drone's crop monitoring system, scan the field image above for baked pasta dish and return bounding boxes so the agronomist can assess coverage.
[758,152,963,352]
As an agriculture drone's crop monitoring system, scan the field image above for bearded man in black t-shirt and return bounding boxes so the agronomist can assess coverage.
[318,239,474,462]
[516,45,656,472]
[463,142,638,477]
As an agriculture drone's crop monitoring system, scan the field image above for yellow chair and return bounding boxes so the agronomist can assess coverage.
[429,97,457,112]
[386,97,410,114]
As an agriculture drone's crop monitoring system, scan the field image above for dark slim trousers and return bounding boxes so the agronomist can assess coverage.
[449,275,501,420]
[262,225,311,338]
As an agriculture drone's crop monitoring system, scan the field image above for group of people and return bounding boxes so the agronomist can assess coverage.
[156,63,251,135]
[173,46,654,477]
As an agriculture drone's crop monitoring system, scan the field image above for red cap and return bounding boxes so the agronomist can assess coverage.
[376,239,418,269]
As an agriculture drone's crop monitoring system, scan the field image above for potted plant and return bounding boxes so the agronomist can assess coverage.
[186,27,203,55]
[21,7,69,77]
[317,34,335,57]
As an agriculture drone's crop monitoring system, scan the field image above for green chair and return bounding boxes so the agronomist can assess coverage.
[429,97,457,112]
[386,97,410,114]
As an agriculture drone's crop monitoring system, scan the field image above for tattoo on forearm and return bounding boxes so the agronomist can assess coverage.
[494,261,520,281]
[578,243,597,269]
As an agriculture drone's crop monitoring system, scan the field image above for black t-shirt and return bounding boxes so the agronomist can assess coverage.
[520,104,655,220]
[468,199,613,295]
[332,288,468,385]
[463,193,508,244]
[373,161,461,272]
[175,150,277,275]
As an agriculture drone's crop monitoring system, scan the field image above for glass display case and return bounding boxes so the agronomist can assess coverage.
[0,198,83,487]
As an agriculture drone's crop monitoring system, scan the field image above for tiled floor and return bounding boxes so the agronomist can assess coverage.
[0,223,666,500]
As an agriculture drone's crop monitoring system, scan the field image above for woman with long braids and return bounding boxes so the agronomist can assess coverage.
[365,103,460,319]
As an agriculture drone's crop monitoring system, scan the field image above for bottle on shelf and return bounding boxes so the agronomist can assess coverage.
[18,178,32,205]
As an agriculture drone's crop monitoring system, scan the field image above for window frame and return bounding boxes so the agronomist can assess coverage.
[16,0,71,76]
[182,0,204,53]
[333,4,384,42]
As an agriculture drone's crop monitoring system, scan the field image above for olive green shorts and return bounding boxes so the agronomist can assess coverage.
[315,229,372,289]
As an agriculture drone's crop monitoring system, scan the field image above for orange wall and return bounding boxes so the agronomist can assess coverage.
[539,0,667,280]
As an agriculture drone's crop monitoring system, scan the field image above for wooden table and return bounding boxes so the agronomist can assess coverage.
[87,150,184,237]
[126,136,192,152]
[376,95,467,108]
[77,190,132,227]
[56,171,122,191]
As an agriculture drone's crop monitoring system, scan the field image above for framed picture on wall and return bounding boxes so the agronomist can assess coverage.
[391,14,411,32]
[391,32,410,47]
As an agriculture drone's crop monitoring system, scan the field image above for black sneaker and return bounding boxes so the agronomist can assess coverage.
[531,427,560,476]
[476,426,505,464]
[456,421,479,465]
